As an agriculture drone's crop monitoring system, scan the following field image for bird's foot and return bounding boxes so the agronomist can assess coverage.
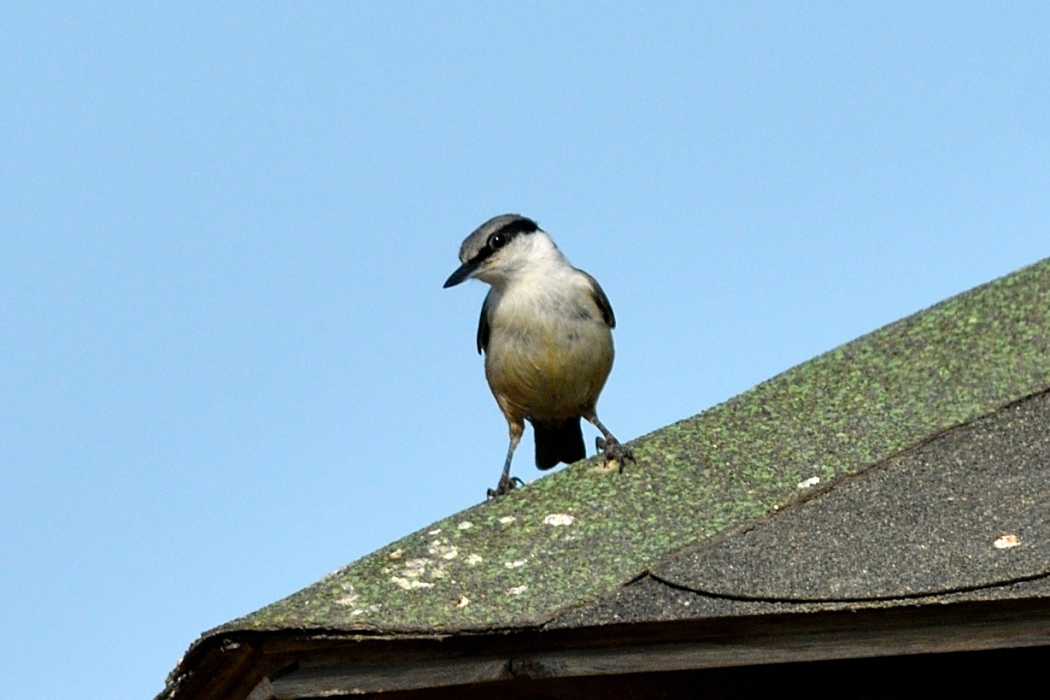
[487,473,524,499]
[596,436,635,473]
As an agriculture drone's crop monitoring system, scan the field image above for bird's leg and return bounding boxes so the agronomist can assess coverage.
[583,411,635,473]
[487,420,524,499]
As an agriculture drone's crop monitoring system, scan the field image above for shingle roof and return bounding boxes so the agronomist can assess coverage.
[220,256,1050,636]
[160,256,1050,699]
[557,387,1050,628]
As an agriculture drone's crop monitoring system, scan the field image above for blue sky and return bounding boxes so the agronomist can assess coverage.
[2,3,1048,697]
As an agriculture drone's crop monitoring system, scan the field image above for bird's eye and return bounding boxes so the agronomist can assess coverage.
[488,233,508,250]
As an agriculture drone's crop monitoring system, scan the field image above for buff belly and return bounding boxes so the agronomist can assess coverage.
[484,312,614,423]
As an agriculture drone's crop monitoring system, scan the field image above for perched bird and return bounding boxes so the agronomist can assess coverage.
[444,214,634,498]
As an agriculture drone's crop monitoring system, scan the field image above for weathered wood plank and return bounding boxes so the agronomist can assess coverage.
[270,601,1050,697]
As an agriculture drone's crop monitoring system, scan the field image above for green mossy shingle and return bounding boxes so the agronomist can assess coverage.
[222,257,1050,635]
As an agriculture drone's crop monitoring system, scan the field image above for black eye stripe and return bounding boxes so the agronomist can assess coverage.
[492,217,539,238]
[484,217,538,253]
[468,246,496,266]
[465,216,540,266]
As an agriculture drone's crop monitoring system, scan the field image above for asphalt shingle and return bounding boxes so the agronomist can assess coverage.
[218,257,1050,636]
[652,389,1050,601]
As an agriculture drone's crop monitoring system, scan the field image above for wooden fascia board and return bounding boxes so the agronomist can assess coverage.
[165,597,1050,699]
[265,598,1050,697]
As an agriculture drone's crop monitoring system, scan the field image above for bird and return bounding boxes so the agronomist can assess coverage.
[444,213,634,498]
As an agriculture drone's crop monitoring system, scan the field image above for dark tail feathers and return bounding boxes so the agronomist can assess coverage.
[533,418,585,470]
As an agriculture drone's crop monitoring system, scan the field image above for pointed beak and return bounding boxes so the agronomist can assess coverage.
[443,260,478,288]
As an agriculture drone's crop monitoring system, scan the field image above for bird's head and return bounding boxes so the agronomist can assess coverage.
[443,214,550,289]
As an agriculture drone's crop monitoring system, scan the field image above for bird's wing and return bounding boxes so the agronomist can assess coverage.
[476,289,493,354]
[581,271,616,329]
